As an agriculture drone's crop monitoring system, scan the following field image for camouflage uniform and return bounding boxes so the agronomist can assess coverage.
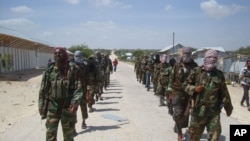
[87,55,99,112]
[134,57,141,81]
[184,50,233,141]
[73,51,89,129]
[156,61,169,105]
[167,47,198,141]
[38,61,83,141]
[152,55,161,94]
[103,54,113,89]
[96,52,104,98]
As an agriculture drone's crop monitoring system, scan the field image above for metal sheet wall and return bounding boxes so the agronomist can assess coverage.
[0,46,53,73]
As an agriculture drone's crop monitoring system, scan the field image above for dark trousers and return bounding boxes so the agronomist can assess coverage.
[241,84,249,107]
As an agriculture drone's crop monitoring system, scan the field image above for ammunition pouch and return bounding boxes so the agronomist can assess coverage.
[51,80,69,99]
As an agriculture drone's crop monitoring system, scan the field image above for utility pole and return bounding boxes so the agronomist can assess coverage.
[172,32,175,57]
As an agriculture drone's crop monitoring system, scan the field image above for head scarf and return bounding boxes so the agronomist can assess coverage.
[169,58,176,67]
[161,54,168,63]
[74,51,84,64]
[53,47,68,64]
[181,47,193,64]
[53,47,69,76]
[203,49,218,71]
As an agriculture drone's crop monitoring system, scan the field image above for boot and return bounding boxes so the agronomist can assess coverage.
[99,94,103,101]
[82,119,87,129]
[89,106,94,113]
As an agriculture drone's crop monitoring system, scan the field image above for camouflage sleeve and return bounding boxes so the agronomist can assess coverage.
[71,67,83,105]
[220,73,233,112]
[38,71,46,110]
[183,68,197,96]
[167,65,175,91]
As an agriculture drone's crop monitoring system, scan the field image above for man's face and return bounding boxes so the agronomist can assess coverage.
[247,61,250,68]
[54,49,66,63]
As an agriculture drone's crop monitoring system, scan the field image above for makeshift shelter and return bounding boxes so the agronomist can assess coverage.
[0,26,54,73]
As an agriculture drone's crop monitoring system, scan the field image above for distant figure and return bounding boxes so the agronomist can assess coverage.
[239,59,250,111]
[113,58,118,72]
[47,59,51,65]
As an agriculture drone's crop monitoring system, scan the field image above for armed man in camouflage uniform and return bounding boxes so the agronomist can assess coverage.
[145,54,154,91]
[87,55,99,112]
[167,47,198,141]
[152,54,161,94]
[134,56,141,81]
[38,47,83,141]
[156,54,169,106]
[103,54,113,89]
[184,49,233,141]
[164,58,176,115]
[73,51,88,129]
[96,52,104,101]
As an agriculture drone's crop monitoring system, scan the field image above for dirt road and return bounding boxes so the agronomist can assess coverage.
[0,60,248,141]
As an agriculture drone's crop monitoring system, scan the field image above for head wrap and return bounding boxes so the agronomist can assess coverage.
[169,58,176,67]
[53,47,69,76]
[74,51,84,64]
[53,47,68,63]
[154,54,160,63]
[181,47,193,64]
[161,54,168,63]
[203,49,218,71]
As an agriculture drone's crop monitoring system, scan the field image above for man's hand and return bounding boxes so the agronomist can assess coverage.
[68,104,78,113]
[194,85,204,93]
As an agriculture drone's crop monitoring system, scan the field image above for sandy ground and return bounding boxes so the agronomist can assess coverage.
[0,62,249,140]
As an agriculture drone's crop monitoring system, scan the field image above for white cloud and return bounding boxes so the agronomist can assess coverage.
[0,18,38,30]
[66,0,80,5]
[164,4,174,11]
[200,0,246,19]
[89,0,132,8]
[10,6,32,14]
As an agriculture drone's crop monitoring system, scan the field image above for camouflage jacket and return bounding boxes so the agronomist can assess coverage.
[152,62,161,83]
[167,61,197,93]
[157,63,170,87]
[183,66,233,116]
[38,61,83,111]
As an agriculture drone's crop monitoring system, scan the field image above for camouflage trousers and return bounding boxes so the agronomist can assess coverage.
[188,114,221,141]
[171,92,189,134]
[79,96,88,119]
[45,100,75,141]
[88,84,96,107]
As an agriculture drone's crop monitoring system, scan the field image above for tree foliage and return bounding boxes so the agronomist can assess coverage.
[235,46,250,55]
[68,44,94,58]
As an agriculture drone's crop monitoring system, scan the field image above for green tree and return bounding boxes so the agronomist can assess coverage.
[68,44,94,58]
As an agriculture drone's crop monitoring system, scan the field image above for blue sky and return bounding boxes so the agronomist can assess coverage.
[0,0,249,51]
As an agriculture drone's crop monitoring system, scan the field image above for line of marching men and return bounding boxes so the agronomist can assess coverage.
[134,47,233,141]
[38,47,113,141]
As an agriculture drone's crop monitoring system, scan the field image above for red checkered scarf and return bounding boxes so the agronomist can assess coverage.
[203,49,218,71]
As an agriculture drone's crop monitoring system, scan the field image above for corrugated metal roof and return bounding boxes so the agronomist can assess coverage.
[0,26,54,47]
[192,47,225,55]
